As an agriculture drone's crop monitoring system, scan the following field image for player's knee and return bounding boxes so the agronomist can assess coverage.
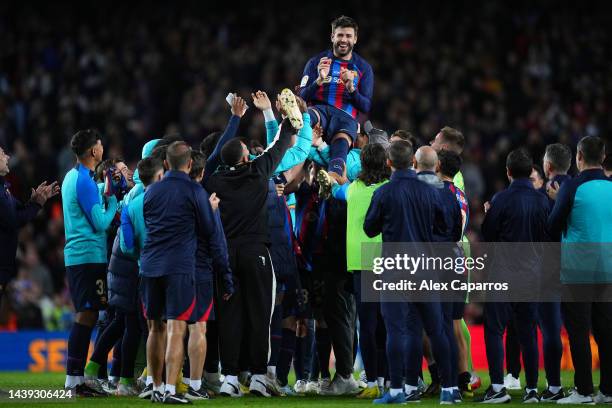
[332,132,352,145]
[76,310,98,327]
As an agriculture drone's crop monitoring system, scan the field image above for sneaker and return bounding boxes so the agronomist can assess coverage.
[374,391,408,404]
[316,169,333,200]
[417,377,427,394]
[249,374,273,398]
[266,377,283,397]
[470,374,482,391]
[66,384,104,398]
[116,382,140,396]
[453,389,463,403]
[594,391,612,404]
[151,390,164,403]
[139,383,153,399]
[357,385,382,399]
[185,386,210,401]
[504,374,521,391]
[523,388,540,404]
[162,391,191,404]
[557,388,595,405]
[84,378,109,396]
[405,389,422,403]
[318,377,333,395]
[294,379,308,394]
[476,386,511,403]
[202,373,222,395]
[279,384,297,396]
[319,374,360,396]
[219,378,242,398]
[424,382,441,397]
[100,379,117,394]
[441,389,456,405]
[278,88,304,130]
[305,380,320,394]
[539,388,565,402]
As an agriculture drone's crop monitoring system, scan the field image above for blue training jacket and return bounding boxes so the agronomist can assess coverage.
[62,163,117,266]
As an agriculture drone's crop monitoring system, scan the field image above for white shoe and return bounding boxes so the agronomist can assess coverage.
[294,379,308,394]
[278,88,304,130]
[249,374,273,398]
[305,380,320,394]
[116,383,140,396]
[594,391,612,404]
[318,377,332,395]
[557,388,595,405]
[202,372,222,394]
[219,377,243,398]
[265,376,283,397]
[504,374,522,390]
[319,374,360,396]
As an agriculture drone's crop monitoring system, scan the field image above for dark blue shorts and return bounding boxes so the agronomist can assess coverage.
[190,280,215,323]
[310,104,358,143]
[66,263,108,312]
[141,274,195,321]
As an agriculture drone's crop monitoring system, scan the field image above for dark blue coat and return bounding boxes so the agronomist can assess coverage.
[107,234,139,311]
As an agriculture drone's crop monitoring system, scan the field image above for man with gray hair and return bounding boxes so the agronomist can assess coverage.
[543,143,572,205]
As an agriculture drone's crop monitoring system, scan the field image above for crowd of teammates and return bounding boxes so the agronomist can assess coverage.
[1,14,612,407]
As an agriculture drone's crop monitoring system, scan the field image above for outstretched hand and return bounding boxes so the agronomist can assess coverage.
[251,91,271,111]
[31,181,60,206]
[230,94,248,117]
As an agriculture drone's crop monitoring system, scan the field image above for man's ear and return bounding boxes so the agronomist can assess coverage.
[412,156,418,169]
[386,158,393,168]
[187,159,193,171]
[163,159,169,170]
[506,167,512,181]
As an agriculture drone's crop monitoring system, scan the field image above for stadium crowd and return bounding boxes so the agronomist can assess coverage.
[1,2,612,406]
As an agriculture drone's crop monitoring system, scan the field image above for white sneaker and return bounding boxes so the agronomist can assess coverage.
[219,377,243,398]
[202,372,222,394]
[116,382,140,396]
[504,374,522,390]
[294,379,308,394]
[249,374,273,398]
[594,391,612,404]
[305,380,320,394]
[318,377,332,395]
[278,88,304,130]
[319,374,360,396]
[557,388,595,405]
[265,376,283,397]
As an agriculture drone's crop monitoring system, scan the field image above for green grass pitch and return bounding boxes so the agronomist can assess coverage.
[0,370,597,407]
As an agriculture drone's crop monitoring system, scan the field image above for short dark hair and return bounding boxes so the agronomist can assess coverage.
[603,154,612,172]
[544,143,572,173]
[189,150,206,180]
[358,143,390,185]
[438,150,463,179]
[388,140,413,170]
[331,15,358,35]
[439,126,465,154]
[577,136,605,166]
[70,129,100,158]
[220,139,245,166]
[506,148,533,179]
[150,145,168,161]
[166,141,192,170]
[94,157,124,182]
[137,157,164,187]
[200,131,222,159]
[391,130,414,144]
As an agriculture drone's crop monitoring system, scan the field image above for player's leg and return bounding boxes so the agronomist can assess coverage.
[421,334,440,396]
[504,317,522,388]
[267,286,283,384]
[592,302,612,400]
[184,280,213,399]
[142,275,166,400]
[116,311,142,396]
[538,302,564,401]
[85,309,125,385]
[513,303,539,402]
[441,302,459,401]
[276,316,297,393]
[65,264,107,396]
[479,302,511,403]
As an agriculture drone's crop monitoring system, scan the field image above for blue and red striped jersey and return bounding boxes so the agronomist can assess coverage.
[300,50,373,119]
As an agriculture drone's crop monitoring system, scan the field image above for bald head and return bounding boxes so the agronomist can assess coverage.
[414,146,438,172]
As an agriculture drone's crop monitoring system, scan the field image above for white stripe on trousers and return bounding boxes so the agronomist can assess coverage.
[266,248,277,363]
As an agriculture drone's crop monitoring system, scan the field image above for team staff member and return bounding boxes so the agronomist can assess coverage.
[205,116,296,398]
[364,140,452,405]
[140,141,232,404]
[61,129,118,396]
[0,146,58,298]
[548,136,612,405]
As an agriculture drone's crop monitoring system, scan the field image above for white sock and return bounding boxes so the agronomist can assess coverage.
[109,375,117,382]
[65,375,81,388]
[390,388,403,397]
[492,383,504,392]
[367,381,377,388]
[146,376,153,386]
[182,377,190,386]
[154,383,165,393]
[226,375,238,384]
[190,379,202,391]
[442,387,454,393]
[405,384,417,394]
[267,366,276,377]
[165,384,176,395]
[527,388,538,393]
[377,377,385,387]
[78,376,85,384]
[453,386,459,391]
[549,386,561,393]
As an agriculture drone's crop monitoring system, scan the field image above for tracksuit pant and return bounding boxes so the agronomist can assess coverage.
[562,302,612,396]
[217,243,275,376]
[484,302,539,389]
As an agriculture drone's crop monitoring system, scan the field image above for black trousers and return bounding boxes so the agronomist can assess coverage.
[217,243,274,376]
[562,302,612,396]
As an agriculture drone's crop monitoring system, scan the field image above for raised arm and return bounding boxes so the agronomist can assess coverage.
[77,175,117,232]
